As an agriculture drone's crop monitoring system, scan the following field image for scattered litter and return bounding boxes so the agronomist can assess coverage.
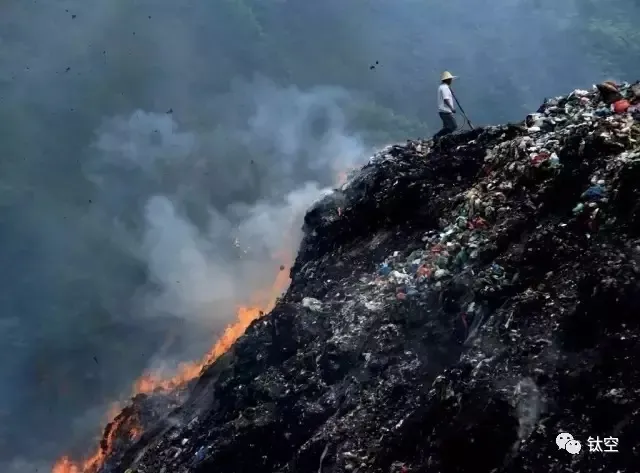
[91,80,640,473]
[302,297,323,311]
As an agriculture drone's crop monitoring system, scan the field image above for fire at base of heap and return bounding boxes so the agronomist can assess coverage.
[53,262,292,473]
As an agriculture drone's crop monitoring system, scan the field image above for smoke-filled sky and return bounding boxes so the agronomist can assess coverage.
[0,0,635,470]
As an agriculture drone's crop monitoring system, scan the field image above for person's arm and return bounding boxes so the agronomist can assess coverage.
[445,98,455,113]
[444,87,456,112]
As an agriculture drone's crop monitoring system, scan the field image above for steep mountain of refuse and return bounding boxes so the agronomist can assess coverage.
[101,83,640,473]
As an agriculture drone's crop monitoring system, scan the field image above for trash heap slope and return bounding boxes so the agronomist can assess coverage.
[111,84,640,473]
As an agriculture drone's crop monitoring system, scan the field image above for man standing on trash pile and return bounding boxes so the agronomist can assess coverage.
[434,71,458,139]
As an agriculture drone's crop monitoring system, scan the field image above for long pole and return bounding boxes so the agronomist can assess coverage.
[451,90,474,130]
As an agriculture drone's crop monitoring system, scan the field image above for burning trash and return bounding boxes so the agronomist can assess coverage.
[52,255,291,473]
[53,80,640,473]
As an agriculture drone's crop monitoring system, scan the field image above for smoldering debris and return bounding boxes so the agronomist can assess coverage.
[100,82,640,473]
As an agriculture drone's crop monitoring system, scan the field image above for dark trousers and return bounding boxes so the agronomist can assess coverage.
[434,111,458,139]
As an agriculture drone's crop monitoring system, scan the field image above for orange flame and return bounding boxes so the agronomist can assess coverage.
[53,405,145,473]
[134,306,272,393]
[134,264,290,394]
[52,257,292,473]
[52,457,80,473]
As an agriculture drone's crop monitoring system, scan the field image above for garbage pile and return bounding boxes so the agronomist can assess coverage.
[97,82,640,473]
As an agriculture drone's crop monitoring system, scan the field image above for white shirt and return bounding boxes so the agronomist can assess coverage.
[438,83,454,113]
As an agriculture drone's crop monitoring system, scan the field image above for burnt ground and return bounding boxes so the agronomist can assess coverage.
[98,86,640,473]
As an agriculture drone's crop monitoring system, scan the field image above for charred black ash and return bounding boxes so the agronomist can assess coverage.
[106,83,640,473]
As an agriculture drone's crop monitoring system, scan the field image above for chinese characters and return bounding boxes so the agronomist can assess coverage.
[586,436,619,453]
[555,432,619,456]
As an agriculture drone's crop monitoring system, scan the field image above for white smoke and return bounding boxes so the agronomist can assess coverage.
[84,79,367,375]
[513,377,543,440]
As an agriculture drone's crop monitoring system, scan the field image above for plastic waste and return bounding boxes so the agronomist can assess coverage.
[406,287,419,297]
[370,81,638,328]
[612,99,630,114]
[302,297,323,312]
[434,268,450,279]
[378,262,392,276]
[531,152,550,166]
[454,249,469,267]
[416,265,432,278]
[582,185,606,201]
[389,270,411,284]
[194,446,207,463]
[595,107,612,117]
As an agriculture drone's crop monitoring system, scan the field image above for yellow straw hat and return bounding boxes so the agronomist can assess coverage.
[441,71,458,81]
